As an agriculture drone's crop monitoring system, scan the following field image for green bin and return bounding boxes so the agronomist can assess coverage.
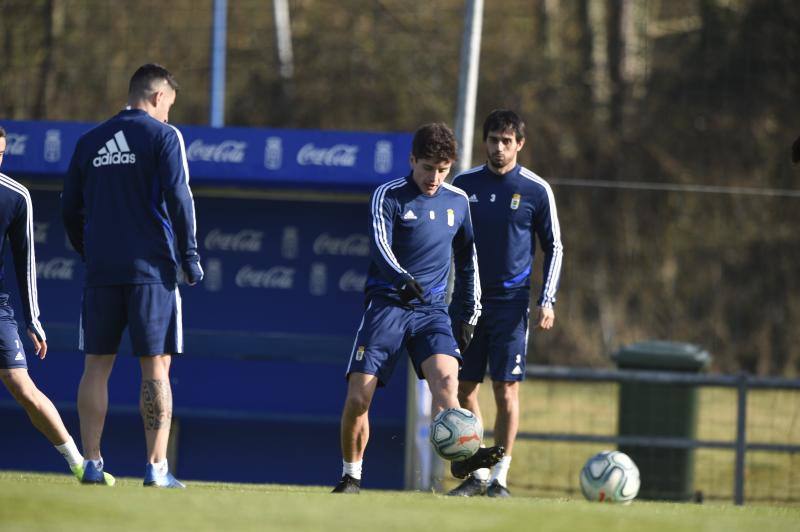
[612,340,711,501]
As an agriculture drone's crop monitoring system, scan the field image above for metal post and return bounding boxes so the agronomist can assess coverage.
[734,373,748,505]
[453,0,484,176]
[273,0,295,80]
[210,0,228,127]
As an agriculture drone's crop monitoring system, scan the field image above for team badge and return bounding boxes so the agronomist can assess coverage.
[429,210,436,220]
[447,208,455,227]
[356,346,365,361]
[510,193,521,210]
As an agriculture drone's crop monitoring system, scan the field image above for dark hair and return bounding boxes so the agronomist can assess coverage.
[128,63,179,100]
[412,122,457,162]
[482,109,526,142]
[0,126,5,139]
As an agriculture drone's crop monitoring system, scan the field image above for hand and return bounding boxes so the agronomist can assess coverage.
[453,321,475,353]
[399,279,427,305]
[183,261,204,286]
[537,306,555,330]
[27,328,48,360]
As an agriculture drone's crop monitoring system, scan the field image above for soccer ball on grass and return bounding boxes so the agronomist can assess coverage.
[429,407,482,461]
[579,450,640,503]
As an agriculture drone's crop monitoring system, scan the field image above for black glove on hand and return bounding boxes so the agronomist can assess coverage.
[399,279,427,305]
[183,261,205,285]
[453,321,475,353]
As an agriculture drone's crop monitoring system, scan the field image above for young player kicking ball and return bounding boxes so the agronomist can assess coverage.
[332,122,503,494]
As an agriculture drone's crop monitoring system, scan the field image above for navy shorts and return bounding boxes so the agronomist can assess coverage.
[345,299,461,386]
[80,283,183,357]
[0,312,26,370]
[459,300,530,382]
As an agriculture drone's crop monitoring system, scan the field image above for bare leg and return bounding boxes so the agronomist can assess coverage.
[77,354,116,460]
[340,372,378,462]
[421,354,460,414]
[457,380,483,427]
[140,355,172,463]
[492,381,520,455]
[0,368,70,444]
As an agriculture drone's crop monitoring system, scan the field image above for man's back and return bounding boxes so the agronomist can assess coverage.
[63,108,198,287]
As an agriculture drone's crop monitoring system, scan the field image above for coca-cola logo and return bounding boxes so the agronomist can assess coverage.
[33,222,49,245]
[313,233,369,257]
[187,139,247,163]
[235,265,295,289]
[6,133,27,156]
[339,270,367,292]
[296,143,358,167]
[204,229,264,252]
[37,257,75,281]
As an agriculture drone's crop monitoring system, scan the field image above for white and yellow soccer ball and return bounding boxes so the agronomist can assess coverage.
[579,450,641,503]
[429,407,482,461]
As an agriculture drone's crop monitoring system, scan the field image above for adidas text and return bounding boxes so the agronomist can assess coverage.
[93,152,136,167]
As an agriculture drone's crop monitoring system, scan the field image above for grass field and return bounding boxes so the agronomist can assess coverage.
[1,472,799,532]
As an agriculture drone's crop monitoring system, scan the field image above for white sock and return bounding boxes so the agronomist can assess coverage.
[83,457,104,471]
[490,455,512,487]
[55,437,83,468]
[151,459,169,476]
[473,467,490,481]
[342,459,363,480]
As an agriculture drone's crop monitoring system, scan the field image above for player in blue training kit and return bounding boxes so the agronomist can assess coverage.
[62,64,203,488]
[448,110,564,497]
[332,123,504,494]
[0,126,114,484]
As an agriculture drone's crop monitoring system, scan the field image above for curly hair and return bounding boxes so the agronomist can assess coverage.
[412,122,457,162]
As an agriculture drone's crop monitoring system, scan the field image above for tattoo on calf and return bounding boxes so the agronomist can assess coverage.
[141,379,173,431]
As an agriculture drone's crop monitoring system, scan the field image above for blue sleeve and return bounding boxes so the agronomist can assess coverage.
[159,126,203,283]
[61,143,85,257]
[368,184,412,288]
[9,191,46,340]
[450,199,481,325]
[533,186,564,308]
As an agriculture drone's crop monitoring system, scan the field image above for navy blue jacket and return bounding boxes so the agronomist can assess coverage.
[62,109,202,287]
[453,164,563,307]
[0,173,46,339]
[366,175,481,326]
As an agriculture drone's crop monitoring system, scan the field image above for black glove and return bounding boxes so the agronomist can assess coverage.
[453,321,475,353]
[793,135,800,164]
[183,260,204,285]
[399,279,427,305]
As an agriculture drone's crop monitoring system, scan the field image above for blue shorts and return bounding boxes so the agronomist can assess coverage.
[459,300,529,382]
[345,299,461,387]
[0,312,26,370]
[80,283,183,357]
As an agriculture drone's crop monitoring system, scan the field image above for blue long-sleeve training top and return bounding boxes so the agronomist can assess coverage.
[366,174,481,325]
[453,164,563,307]
[62,108,200,287]
[0,173,46,339]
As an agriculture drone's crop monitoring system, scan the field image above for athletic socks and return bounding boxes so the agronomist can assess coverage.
[83,457,104,471]
[54,437,83,469]
[490,455,512,487]
[342,459,363,480]
[151,459,170,476]
[473,467,490,482]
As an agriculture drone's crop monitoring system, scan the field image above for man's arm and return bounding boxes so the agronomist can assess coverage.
[159,126,203,285]
[450,199,482,327]
[368,183,415,289]
[61,146,85,257]
[8,188,47,355]
[533,184,564,328]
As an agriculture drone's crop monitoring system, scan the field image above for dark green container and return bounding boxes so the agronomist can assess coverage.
[612,340,711,501]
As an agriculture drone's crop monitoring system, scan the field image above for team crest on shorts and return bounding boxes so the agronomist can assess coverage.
[447,209,455,227]
[510,193,521,210]
[355,346,365,361]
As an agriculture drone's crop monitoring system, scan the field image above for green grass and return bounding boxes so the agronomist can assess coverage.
[1,472,799,532]
[470,380,800,502]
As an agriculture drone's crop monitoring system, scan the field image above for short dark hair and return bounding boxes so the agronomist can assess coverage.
[411,123,457,162]
[128,63,179,100]
[0,126,5,139]
[483,109,526,142]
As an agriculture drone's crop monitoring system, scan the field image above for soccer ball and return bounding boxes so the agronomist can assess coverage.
[429,407,482,461]
[579,450,641,503]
